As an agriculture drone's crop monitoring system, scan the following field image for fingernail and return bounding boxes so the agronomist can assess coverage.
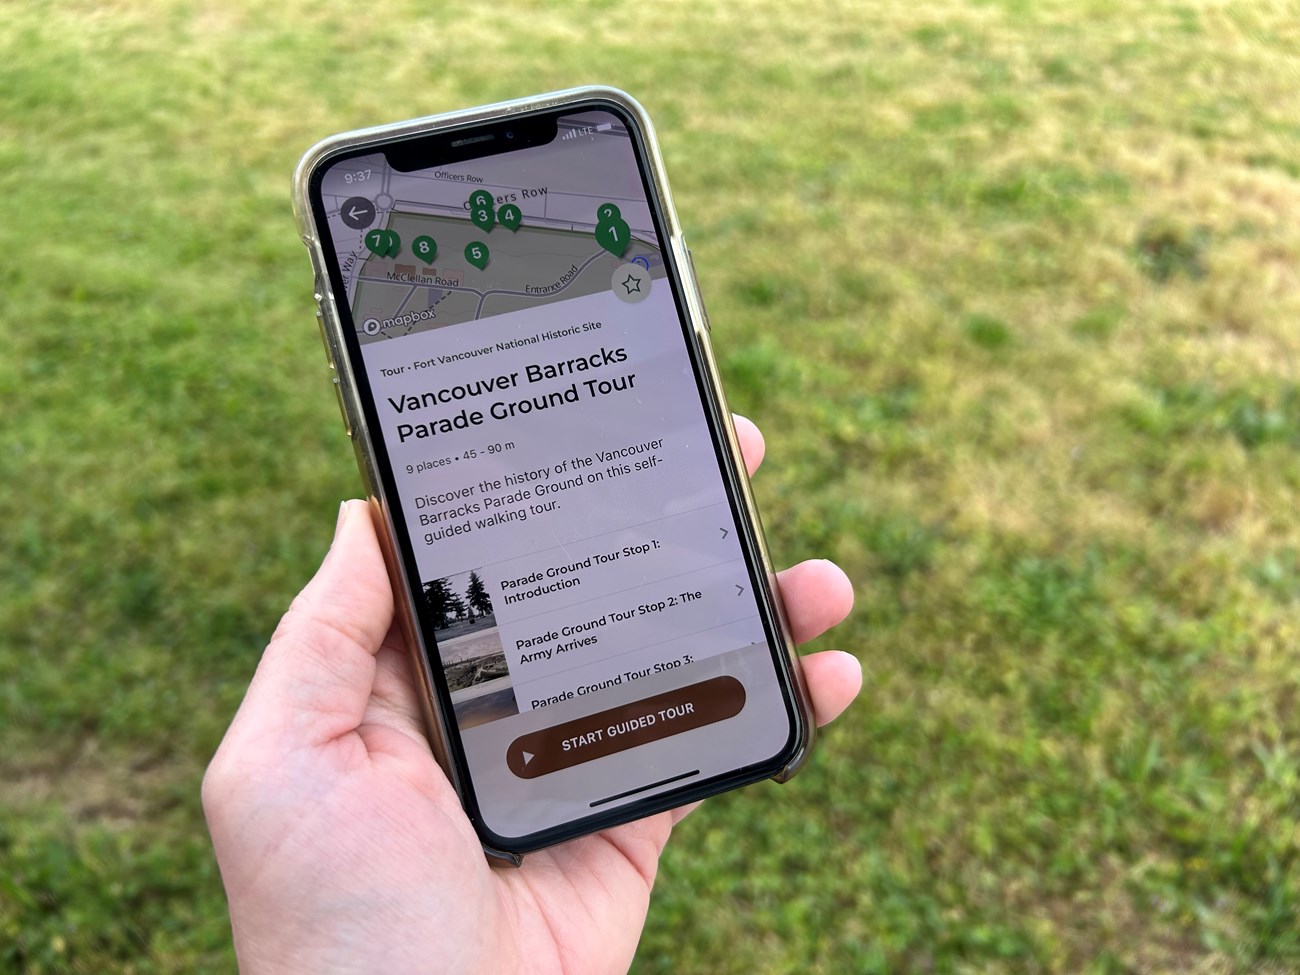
[334,500,349,539]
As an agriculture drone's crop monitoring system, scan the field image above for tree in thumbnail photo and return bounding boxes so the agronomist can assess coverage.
[424,572,493,628]
[466,570,493,616]
[422,577,463,629]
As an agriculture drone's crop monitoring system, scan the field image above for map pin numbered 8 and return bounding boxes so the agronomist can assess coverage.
[413,235,438,263]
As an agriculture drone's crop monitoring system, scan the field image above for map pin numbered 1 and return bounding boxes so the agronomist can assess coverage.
[413,235,438,263]
[465,241,489,270]
[498,203,522,232]
[595,217,631,258]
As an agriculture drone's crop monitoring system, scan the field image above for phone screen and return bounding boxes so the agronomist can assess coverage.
[309,101,801,847]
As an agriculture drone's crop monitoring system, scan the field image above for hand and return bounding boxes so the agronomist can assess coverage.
[202,416,861,975]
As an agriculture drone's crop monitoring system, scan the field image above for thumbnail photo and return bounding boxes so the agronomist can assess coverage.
[423,568,519,729]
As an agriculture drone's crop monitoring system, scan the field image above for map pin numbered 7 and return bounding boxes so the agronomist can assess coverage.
[365,228,401,258]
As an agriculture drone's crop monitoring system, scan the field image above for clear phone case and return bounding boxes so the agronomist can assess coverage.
[292,87,814,862]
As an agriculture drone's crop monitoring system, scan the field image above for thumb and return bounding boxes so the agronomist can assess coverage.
[232,500,397,747]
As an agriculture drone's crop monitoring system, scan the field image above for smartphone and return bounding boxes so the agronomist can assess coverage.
[293,87,814,861]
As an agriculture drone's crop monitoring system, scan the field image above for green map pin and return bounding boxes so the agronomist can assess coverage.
[597,202,621,224]
[363,230,384,256]
[365,229,401,258]
[470,204,495,232]
[469,190,494,211]
[465,241,489,270]
[595,217,631,258]
[412,235,438,263]
[498,203,522,232]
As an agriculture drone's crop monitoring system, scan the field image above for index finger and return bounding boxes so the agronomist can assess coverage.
[733,413,766,476]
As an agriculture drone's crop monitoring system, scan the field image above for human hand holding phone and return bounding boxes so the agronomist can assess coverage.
[297,89,838,854]
[203,415,860,975]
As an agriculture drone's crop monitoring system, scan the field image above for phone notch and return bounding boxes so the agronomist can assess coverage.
[385,115,559,172]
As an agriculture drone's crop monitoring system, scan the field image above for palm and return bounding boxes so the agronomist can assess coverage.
[346,641,672,975]
[208,629,677,975]
[205,419,859,975]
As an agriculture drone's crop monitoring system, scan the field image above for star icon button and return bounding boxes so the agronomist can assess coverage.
[611,262,651,304]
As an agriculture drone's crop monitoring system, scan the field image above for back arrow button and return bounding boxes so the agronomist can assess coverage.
[340,196,377,229]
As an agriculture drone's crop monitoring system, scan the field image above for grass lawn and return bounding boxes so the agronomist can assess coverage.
[2,1,1297,972]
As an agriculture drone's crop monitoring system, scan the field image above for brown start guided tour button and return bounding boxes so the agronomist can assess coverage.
[506,675,747,779]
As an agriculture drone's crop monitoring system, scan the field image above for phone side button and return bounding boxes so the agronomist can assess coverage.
[315,308,335,366]
[685,248,712,332]
[331,376,353,438]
